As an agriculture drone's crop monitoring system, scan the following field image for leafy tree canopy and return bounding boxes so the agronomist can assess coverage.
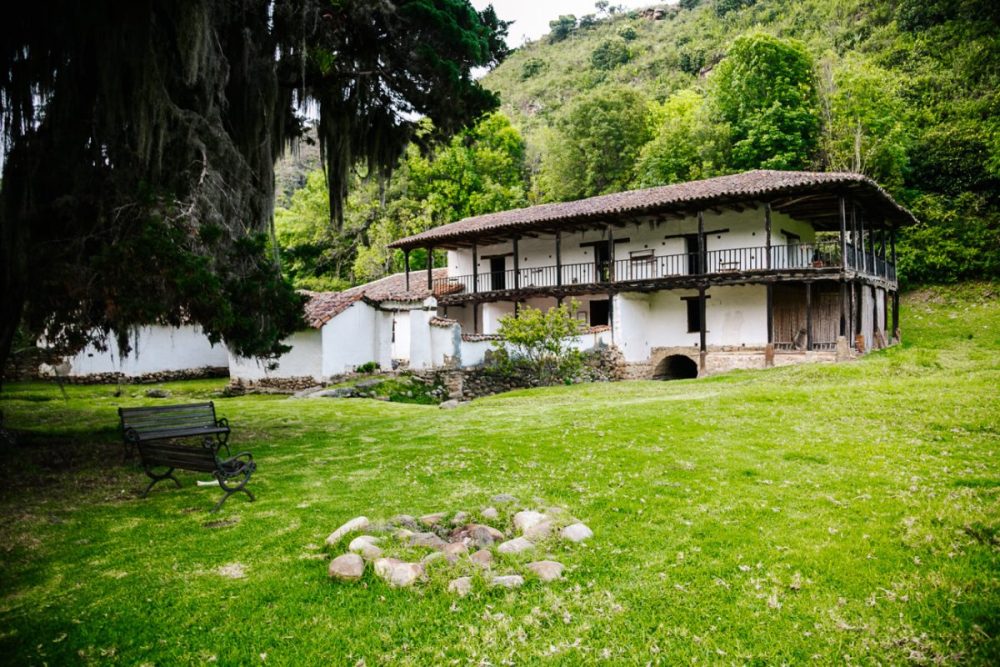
[0,0,508,375]
[710,32,820,171]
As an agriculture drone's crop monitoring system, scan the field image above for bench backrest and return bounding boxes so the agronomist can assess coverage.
[119,402,218,435]
[138,441,218,473]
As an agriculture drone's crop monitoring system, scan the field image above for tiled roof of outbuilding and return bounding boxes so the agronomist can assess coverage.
[388,170,917,250]
[302,268,450,329]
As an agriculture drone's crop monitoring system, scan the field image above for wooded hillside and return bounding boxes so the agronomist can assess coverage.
[278,0,999,289]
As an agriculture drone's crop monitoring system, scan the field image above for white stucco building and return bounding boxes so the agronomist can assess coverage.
[39,324,229,379]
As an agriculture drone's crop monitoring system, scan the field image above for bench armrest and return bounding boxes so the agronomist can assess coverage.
[215,417,230,430]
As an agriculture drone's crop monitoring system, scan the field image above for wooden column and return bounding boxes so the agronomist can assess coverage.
[858,211,867,274]
[697,211,706,274]
[848,280,855,341]
[698,286,707,372]
[514,300,519,318]
[404,249,411,291]
[513,236,520,290]
[850,203,859,271]
[855,281,863,336]
[472,242,478,294]
[890,227,897,281]
[872,284,878,344]
[805,282,813,351]
[607,224,615,282]
[426,246,433,290]
[838,196,847,270]
[555,231,562,287]
[473,302,479,334]
[764,203,772,269]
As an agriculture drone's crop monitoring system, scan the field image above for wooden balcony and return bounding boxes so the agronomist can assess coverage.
[432,242,896,304]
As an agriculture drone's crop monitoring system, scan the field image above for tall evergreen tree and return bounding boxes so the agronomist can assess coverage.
[0,0,508,377]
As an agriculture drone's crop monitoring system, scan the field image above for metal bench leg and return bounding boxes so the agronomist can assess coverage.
[141,467,180,498]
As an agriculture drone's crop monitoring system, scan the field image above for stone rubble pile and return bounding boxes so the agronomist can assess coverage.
[322,494,593,595]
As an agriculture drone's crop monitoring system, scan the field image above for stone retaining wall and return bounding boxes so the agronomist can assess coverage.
[40,366,230,385]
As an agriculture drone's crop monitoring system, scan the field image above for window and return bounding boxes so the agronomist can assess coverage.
[590,299,610,326]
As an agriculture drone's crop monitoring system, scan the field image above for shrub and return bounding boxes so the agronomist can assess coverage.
[492,300,586,384]
[355,361,378,374]
[591,39,630,70]
[520,58,546,80]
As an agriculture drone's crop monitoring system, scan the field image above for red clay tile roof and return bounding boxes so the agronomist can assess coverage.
[429,316,459,328]
[303,269,449,329]
[389,170,917,249]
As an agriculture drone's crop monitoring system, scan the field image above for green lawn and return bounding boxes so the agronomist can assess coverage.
[1,284,998,665]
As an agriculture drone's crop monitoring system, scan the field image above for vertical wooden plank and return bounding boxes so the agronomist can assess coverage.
[472,242,478,294]
[697,211,706,274]
[699,286,707,355]
[858,210,867,274]
[764,203,772,270]
[839,280,847,337]
[892,290,900,340]
[426,246,433,290]
[555,231,562,287]
[607,224,615,282]
[513,236,520,290]
[838,196,847,269]
[473,302,479,334]
[404,249,410,292]
[805,282,813,351]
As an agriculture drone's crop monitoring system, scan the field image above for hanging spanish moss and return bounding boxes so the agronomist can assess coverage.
[0,0,508,376]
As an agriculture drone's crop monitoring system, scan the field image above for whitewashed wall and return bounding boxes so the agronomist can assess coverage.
[321,301,395,375]
[53,325,228,377]
[228,329,322,381]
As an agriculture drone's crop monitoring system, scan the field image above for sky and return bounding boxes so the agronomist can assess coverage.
[471,0,660,47]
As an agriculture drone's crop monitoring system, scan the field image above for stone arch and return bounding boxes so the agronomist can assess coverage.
[653,354,698,380]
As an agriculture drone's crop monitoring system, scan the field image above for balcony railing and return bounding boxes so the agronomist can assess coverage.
[434,242,896,295]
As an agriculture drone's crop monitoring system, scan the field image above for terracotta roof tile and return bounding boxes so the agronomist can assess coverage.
[303,268,449,329]
[389,170,916,249]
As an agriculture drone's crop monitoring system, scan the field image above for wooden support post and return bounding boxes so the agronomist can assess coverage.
[855,281,863,336]
[848,279,855,341]
[838,196,847,270]
[850,203,859,271]
[473,302,479,334]
[805,282,813,351]
[858,211,867,274]
[514,300,519,318]
[607,224,615,282]
[426,246,433,290]
[555,231,562,287]
[872,284,879,346]
[890,227,897,281]
[472,242,478,294]
[764,203,772,270]
[697,211,706,274]
[404,249,410,291]
[513,237,520,290]
[698,286,707,372]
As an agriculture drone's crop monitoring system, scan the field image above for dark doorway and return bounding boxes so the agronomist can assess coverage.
[590,299,610,326]
[653,354,699,380]
[594,243,610,282]
[685,235,700,274]
[489,256,506,291]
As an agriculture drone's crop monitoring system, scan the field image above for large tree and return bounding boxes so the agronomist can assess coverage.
[0,0,508,378]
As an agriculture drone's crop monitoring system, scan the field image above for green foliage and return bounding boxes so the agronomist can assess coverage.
[492,300,585,383]
[354,361,379,374]
[548,15,578,43]
[710,32,820,170]
[591,39,631,70]
[679,0,701,9]
[540,86,651,201]
[715,0,756,16]
[617,25,638,41]
[817,54,910,190]
[636,90,721,186]
[520,58,546,80]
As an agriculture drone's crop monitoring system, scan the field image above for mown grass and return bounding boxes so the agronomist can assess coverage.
[1,283,998,665]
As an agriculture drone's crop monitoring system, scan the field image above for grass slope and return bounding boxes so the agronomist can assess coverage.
[1,284,998,664]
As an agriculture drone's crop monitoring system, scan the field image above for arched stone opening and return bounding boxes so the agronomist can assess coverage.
[653,354,698,380]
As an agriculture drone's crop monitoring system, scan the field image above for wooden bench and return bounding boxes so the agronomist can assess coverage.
[119,402,254,511]
[118,402,230,459]
[134,441,256,512]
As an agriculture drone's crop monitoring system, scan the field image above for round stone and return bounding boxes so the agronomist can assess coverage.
[497,537,534,554]
[526,560,564,582]
[325,516,370,547]
[481,507,499,520]
[448,576,473,596]
[561,522,594,542]
[513,511,548,534]
[490,575,525,589]
[328,553,365,581]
